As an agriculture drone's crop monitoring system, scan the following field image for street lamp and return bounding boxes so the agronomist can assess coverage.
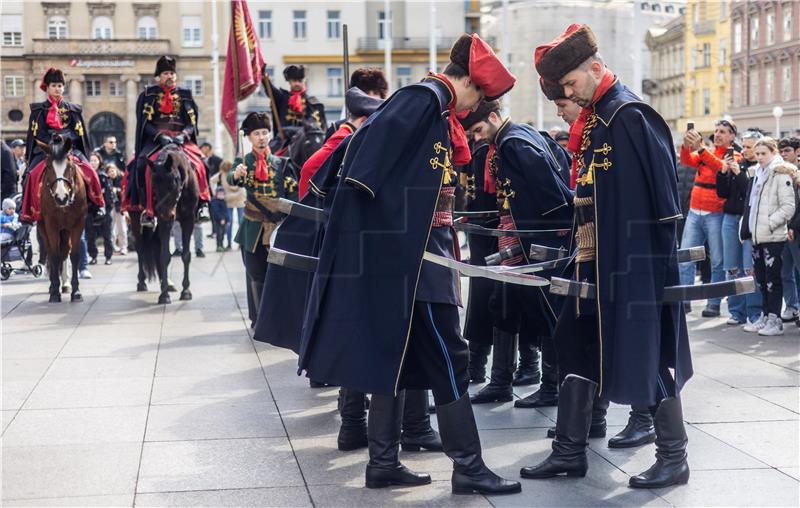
[773,106,783,138]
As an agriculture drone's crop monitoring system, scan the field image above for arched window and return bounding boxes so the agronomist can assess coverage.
[652,3,662,12]
[137,16,158,40]
[666,5,674,13]
[92,16,113,40]
[47,16,68,39]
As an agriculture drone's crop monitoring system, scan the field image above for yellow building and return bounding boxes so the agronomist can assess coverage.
[680,0,732,134]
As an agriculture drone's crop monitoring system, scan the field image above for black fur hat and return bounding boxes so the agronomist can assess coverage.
[154,56,177,76]
[283,65,306,81]
[241,111,271,135]
[458,100,501,130]
[350,68,388,98]
[540,78,567,101]
[40,68,65,91]
[448,34,472,74]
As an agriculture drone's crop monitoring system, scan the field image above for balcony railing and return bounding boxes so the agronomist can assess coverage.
[31,38,171,56]
[357,37,459,51]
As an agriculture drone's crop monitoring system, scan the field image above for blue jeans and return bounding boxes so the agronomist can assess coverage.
[226,207,243,244]
[679,210,724,307]
[781,240,800,310]
[79,232,88,271]
[172,222,204,251]
[722,214,746,321]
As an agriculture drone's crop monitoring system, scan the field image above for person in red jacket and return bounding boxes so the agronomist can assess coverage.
[678,119,742,317]
[298,87,383,199]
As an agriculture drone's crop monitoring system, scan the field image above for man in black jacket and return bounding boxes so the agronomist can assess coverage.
[1,141,17,201]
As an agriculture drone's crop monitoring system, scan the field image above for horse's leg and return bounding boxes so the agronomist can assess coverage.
[69,227,83,302]
[61,259,70,293]
[179,218,193,301]
[131,215,147,291]
[45,228,61,303]
[157,223,172,304]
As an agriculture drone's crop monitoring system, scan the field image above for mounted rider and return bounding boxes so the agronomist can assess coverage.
[20,68,105,224]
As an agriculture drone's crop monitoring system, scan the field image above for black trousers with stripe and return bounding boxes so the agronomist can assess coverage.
[399,301,469,405]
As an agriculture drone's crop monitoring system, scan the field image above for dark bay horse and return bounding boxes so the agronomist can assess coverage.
[37,135,86,303]
[131,145,199,304]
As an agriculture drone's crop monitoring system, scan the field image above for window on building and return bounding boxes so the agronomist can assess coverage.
[783,6,793,42]
[749,68,759,105]
[327,10,341,39]
[184,76,203,96]
[691,47,697,70]
[719,39,727,67]
[86,79,102,97]
[665,5,674,13]
[702,43,711,67]
[767,11,775,45]
[750,16,759,49]
[4,76,23,97]
[378,11,391,40]
[2,15,22,47]
[732,71,743,108]
[258,10,272,39]
[327,67,343,97]
[783,63,792,102]
[137,16,158,40]
[47,16,68,39]
[182,16,202,47]
[293,10,307,39]
[92,16,113,39]
[765,65,774,103]
[720,0,727,19]
[652,4,661,12]
[108,80,124,97]
[734,22,742,53]
[703,88,711,115]
[396,66,412,88]
[641,2,649,10]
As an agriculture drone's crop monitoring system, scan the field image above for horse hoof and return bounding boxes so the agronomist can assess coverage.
[167,283,177,292]
[179,290,192,301]
[158,294,171,304]
[71,292,83,302]
[61,285,70,294]
[49,293,62,303]
[136,282,147,292]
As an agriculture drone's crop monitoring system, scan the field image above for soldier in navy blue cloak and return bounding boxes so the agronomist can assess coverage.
[522,24,692,490]
[297,34,521,495]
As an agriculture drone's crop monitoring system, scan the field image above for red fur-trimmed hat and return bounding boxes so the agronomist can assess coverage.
[40,67,65,91]
[534,24,598,83]
[449,34,516,101]
[539,77,567,101]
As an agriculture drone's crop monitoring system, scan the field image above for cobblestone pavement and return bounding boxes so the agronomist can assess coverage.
[2,241,798,507]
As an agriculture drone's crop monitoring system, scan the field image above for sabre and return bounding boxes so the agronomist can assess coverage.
[549,276,756,302]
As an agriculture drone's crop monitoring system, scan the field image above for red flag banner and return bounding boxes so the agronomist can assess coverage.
[222,0,265,138]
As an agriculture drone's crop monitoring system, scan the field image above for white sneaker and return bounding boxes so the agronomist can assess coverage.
[726,316,745,325]
[781,307,799,322]
[79,269,93,279]
[743,314,767,333]
[758,314,785,336]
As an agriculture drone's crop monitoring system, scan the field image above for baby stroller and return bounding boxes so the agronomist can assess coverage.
[1,193,44,281]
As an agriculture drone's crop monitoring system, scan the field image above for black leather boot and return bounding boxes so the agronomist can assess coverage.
[512,343,541,386]
[629,397,689,488]
[365,393,431,489]
[470,328,516,404]
[546,396,607,438]
[515,349,558,408]
[401,389,442,452]
[520,374,596,479]
[437,393,521,495]
[609,406,655,448]
[338,389,368,451]
[468,342,491,383]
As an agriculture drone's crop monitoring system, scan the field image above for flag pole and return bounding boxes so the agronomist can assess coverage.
[343,24,350,116]
[262,69,286,143]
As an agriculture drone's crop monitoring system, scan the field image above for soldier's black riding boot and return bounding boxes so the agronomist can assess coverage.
[365,393,431,489]
[437,393,521,495]
[546,396,607,438]
[249,281,263,329]
[337,388,368,451]
[468,342,491,384]
[470,329,516,404]
[520,374,596,479]
[629,397,690,488]
[515,341,558,408]
[608,406,656,448]
[512,343,541,386]
[400,390,442,452]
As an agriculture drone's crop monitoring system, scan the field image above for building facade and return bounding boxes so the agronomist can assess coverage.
[1,1,231,158]
[646,14,687,136]
[482,0,685,131]
[729,0,800,137]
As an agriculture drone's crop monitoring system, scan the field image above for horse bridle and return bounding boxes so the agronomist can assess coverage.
[47,171,76,206]
[152,147,187,213]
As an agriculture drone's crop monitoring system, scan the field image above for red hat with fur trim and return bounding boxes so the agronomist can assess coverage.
[449,34,516,101]
[534,24,598,83]
[40,67,65,92]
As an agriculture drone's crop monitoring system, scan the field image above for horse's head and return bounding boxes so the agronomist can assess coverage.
[150,146,188,221]
[288,121,325,168]
[39,134,77,207]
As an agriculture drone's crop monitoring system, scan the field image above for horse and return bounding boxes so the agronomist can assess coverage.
[36,134,87,303]
[286,120,325,177]
[131,145,199,304]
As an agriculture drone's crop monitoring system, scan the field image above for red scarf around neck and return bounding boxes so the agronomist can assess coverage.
[46,95,63,129]
[159,85,175,115]
[429,73,471,166]
[484,143,497,194]
[567,69,616,188]
[253,148,271,182]
[288,87,306,113]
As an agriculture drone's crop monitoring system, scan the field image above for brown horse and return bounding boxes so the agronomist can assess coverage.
[131,145,199,304]
[37,134,87,303]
